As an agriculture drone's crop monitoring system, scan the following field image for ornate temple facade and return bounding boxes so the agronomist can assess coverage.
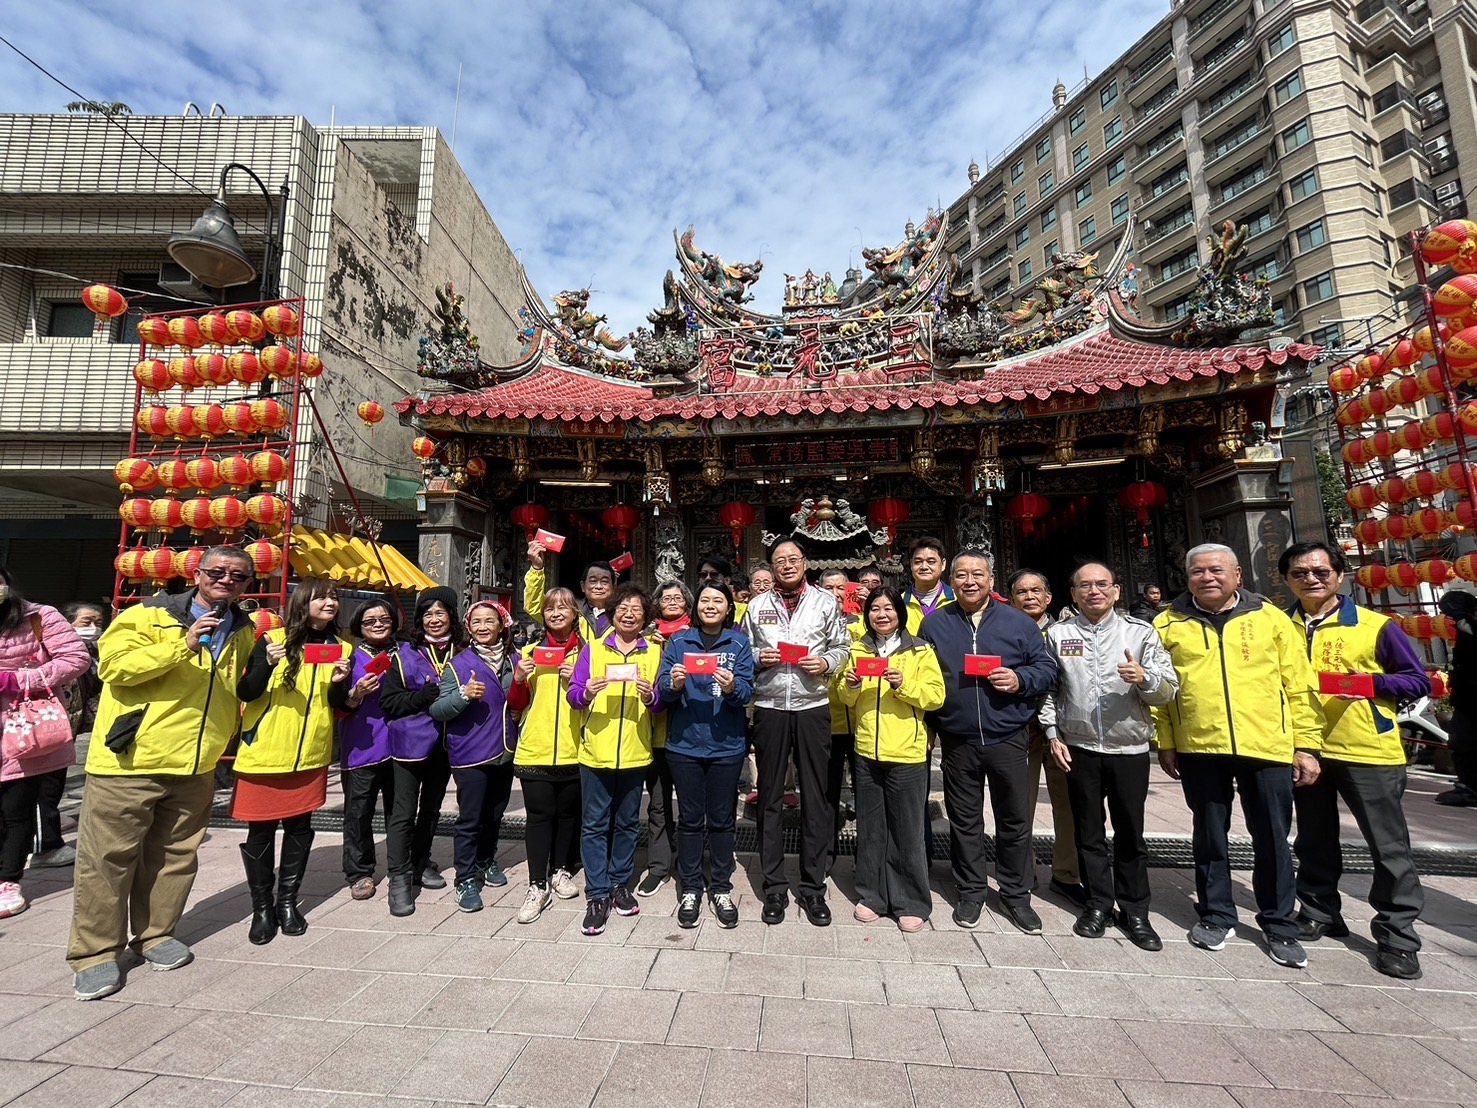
[395,211,1320,610]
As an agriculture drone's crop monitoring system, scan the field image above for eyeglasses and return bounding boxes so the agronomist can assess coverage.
[200,567,251,583]
[360,617,393,627]
[1288,567,1336,581]
[1072,582,1115,593]
[772,557,805,568]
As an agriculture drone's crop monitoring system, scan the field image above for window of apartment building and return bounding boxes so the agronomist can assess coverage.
[1389,178,1437,210]
[1041,208,1058,232]
[1165,294,1194,322]
[1011,159,1025,183]
[1272,71,1303,106]
[1243,208,1275,237]
[1044,240,1059,259]
[1212,118,1260,159]
[986,246,1010,268]
[1040,170,1055,198]
[1306,323,1342,348]
[1302,270,1335,304]
[1201,30,1249,74]
[1373,82,1413,114]
[1079,215,1097,243]
[1288,168,1318,201]
[1295,218,1327,251]
[1204,71,1256,115]
[1379,130,1423,161]
[1106,155,1126,185]
[1220,163,1268,202]
[1161,248,1199,282]
[1014,192,1027,216]
[981,183,1006,208]
[1073,179,1093,206]
[1146,122,1185,161]
[1016,226,1031,249]
[988,278,1010,301]
[1151,163,1190,197]
[1070,106,1086,135]
[1036,135,1052,162]
[1281,118,1311,153]
[1111,194,1131,225]
[1101,80,1119,108]
[1073,142,1090,170]
[1248,254,1280,281]
[984,213,1007,237]
[1373,185,1385,214]
[1267,22,1296,58]
[45,302,97,339]
[1019,258,1034,282]
[1104,117,1123,147]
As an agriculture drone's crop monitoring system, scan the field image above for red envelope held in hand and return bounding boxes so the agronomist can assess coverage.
[605,663,640,682]
[304,643,345,665]
[532,646,566,667]
[964,654,1002,677]
[610,552,634,573]
[777,642,810,664]
[684,653,718,675]
[363,651,392,676]
[856,656,888,678]
[1320,672,1375,698]
[533,528,566,553]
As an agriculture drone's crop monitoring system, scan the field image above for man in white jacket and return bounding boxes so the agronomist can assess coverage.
[1039,562,1178,950]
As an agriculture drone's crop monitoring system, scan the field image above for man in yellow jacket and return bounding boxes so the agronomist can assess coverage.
[1153,543,1325,969]
[68,548,257,1001]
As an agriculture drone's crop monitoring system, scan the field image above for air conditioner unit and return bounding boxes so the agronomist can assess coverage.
[1435,181,1462,200]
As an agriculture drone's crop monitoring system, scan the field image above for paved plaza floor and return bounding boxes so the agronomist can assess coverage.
[0,769,1473,1107]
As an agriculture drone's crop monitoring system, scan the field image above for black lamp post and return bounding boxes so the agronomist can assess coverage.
[167,162,288,300]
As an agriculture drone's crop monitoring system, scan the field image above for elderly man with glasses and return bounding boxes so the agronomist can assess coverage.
[1280,540,1430,980]
[68,547,259,1001]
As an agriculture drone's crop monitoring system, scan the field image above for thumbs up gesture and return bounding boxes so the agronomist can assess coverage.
[1117,648,1146,687]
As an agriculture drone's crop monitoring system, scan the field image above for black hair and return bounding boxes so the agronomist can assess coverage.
[857,564,884,583]
[908,535,946,563]
[698,555,733,579]
[583,560,616,583]
[863,586,908,637]
[412,587,466,649]
[605,582,654,625]
[1279,540,1347,578]
[0,565,25,632]
[63,601,107,625]
[819,568,850,585]
[694,582,737,629]
[350,598,401,640]
[281,578,341,687]
[769,538,807,560]
[1006,568,1052,595]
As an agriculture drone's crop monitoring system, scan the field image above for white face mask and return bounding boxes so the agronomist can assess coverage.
[75,626,102,641]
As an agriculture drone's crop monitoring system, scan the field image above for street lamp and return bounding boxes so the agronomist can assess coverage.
[167,162,288,299]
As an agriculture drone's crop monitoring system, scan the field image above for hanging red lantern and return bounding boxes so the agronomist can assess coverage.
[244,540,285,579]
[1460,402,1477,436]
[249,451,289,485]
[252,609,283,637]
[140,547,177,585]
[1384,375,1423,409]
[1422,219,1477,268]
[168,355,204,392]
[1439,463,1477,493]
[1341,438,1371,467]
[1382,513,1413,541]
[1376,477,1408,505]
[137,407,172,441]
[358,401,385,427]
[155,459,191,495]
[194,351,232,387]
[115,549,147,582]
[1409,508,1448,537]
[1414,364,1447,398]
[1118,481,1168,549]
[1387,561,1420,589]
[223,401,259,437]
[118,498,155,531]
[464,457,487,478]
[164,405,198,440]
[81,284,127,323]
[250,399,289,435]
[1334,396,1370,427]
[1005,493,1052,537]
[1354,517,1384,546]
[258,345,296,379]
[1355,564,1389,591]
[1417,558,1454,585]
[209,496,248,533]
[298,351,324,378]
[1327,365,1363,393]
[717,502,758,560]
[228,349,267,385]
[411,436,439,459]
[1395,420,1428,454]
[192,404,229,440]
[226,310,265,344]
[1384,338,1418,370]
[510,503,550,541]
[114,458,158,494]
[136,317,172,348]
[1345,484,1381,512]
[602,504,641,545]
[197,312,234,346]
[133,358,172,393]
[179,497,216,535]
[1404,469,1442,501]
[167,316,204,350]
[151,497,185,535]
[1455,553,1477,582]
[261,304,300,337]
[173,546,208,580]
[218,454,253,490]
[1413,322,1450,356]
[1435,275,1477,323]
[184,456,222,493]
[245,493,288,528]
[1355,352,1386,381]
[866,498,910,545]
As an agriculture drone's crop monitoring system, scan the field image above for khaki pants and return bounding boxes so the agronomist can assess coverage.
[67,772,215,972]
[1027,742,1079,885]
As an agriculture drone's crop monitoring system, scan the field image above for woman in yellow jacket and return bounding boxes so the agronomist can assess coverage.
[839,586,945,932]
[566,583,664,936]
[234,579,366,945]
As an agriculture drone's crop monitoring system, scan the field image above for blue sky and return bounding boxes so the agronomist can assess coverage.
[1,0,1169,337]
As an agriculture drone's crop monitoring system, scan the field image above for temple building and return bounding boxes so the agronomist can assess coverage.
[396,209,1323,610]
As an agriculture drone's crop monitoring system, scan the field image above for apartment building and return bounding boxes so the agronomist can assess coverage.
[0,114,527,602]
[946,0,1474,351]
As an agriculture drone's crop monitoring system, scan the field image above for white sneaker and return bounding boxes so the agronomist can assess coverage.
[0,881,28,918]
[517,884,553,924]
[550,869,580,900]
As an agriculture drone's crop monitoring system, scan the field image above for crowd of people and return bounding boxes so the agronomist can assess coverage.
[0,524,1461,1004]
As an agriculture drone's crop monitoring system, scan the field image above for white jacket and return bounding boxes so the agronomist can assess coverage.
[1038,609,1178,754]
[741,586,852,713]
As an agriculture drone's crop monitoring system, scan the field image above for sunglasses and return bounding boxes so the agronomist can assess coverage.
[200,567,251,583]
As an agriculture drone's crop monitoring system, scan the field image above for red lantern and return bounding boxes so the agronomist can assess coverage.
[1387,561,1419,589]
[249,451,289,485]
[228,349,267,385]
[1369,429,1397,458]
[1422,220,1477,268]
[1345,484,1381,512]
[218,454,253,490]
[173,546,207,580]
[261,304,300,337]
[1460,402,1477,437]
[141,547,177,585]
[1410,508,1447,537]
[411,436,439,459]
[1354,518,1384,546]
[1423,411,1457,444]
[136,317,172,348]
[1404,470,1442,501]
[358,401,385,426]
[1365,388,1394,418]
[1383,513,1412,542]
[298,351,324,378]
[250,399,289,435]
[1355,352,1386,381]
[1395,420,1428,454]
[1439,463,1477,493]
[602,504,641,545]
[1384,375,1423,409]
[1385,338,1418,370]
[81,284,127,323]
[1454,553,1477,582]
[209,496,247,533]
[1415,364,1447,398]
[114,458,158,494]
[1327,365,1363,393]
[1005,493,1052,537]
[192,404,229,440]
[151,497,185,535]
[244,540,285,579]
[198,312,234,346]
[133,359,172,393]
[1443,327,1477,374]
[252,609,284,637]
[223,401,258,437]
[168,355,204,392]
[1413,322,1450,355]
[510,503,550,541]
[1355,564,1388,591]
[194,352,232,387]
[1451,500,1476,529]
[258,345,296,379]
[155,459,191,495]
[1428,671,1451,699]
[1342,438,1371,467]
[185,456,222,493]
[246,494,287,528]
[115,549,147,582]
[119,498,155,531]
[866,498,910,545]
[167,316,204,350]
[1407,613,1436,640]
[1417,559,1454,585]
[1118,481,1168,548]
[137,407,172,441]
[179,497,216,535]
[717,502,758,559]
[464,457,487,478]
[226,310,265,344]
[1334,396,1370,427]
[1376,478,1408,505]
[1435,275,1477,322]
[164,405,198,440]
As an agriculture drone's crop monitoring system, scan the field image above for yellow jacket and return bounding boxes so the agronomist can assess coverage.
[234,628,350,775]
[838,634,946,764]
[1152,593,1325,761]
[568,633,663,771]
[88,591,256,777]
[828,614,866,736]
[523,566,608,644]
[901,585,955,635]
[509,639,587,769]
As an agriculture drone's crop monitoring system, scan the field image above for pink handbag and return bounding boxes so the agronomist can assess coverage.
[0,615,74,762]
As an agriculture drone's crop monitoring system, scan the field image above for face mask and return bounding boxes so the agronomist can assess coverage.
[76,626,102,641]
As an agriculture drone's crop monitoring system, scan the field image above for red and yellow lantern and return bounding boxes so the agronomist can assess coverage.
[133,358,172,393]
[1417,558,1454,586]
[114,458,158,494]
[137,407,172,441]
[1384,337,1419,370]
[1342,438,1372,467]
[1387,561,1420,589]
[119,498,155,531]
[1327,365,1363,393]
[1423,411,1457,444]
[194,351,232,387]
[173,546,208,580]
[179,496,216,535]
[192,403,229,440]
[1354,517,1384,547]
[252,609,283,637]
[1355,352,1386,381]
[258,345,296,379]
[225,309,265,344]
[1383,375,1423,409]
[1460,402,1477,437]
[1421,219,1477,268]
[209,495,248,533]
[222,401,258,437]
[115,549,147,582]
[358,401,385,427]
[167,315,204,350]
[1376,478,1408,505]
[151,496,185,534]
[136,317,172,348]
[244,540,285,579]
[1409,507,1448,537]
[1435,274,1477,323]
[1404,469,1442,501]
[1413,322,1450,356]
[1334,396,1370,427]
[1383,513,1413,542]
[298,351,324,378]
[249,451,288,485]
[227,349,267,386]
[168,355,204,392]
[250,399,289,435]
[411,436,439,459]
[464,457,487,478]
[184,456,222,493]
[245,493,287,529]
[1355,563,1388,591]
[141,547,177,585]
[217,454,253,490]
[261,304,300,337]
[1345,484,1381,512]
[1455,553,1477,582]
[164,405,198,440]
[155,459,191,495]
[1439,462,1477,493]
[81,284,127,323]
[197,311,234,346]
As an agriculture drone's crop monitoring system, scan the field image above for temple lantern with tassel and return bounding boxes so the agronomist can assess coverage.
[298,351,324,378]
[209,495,248,533]
[602,504,641,546]
[258,345,296,379]
[135,317,172,348]
[249,399,289,435]
[197,311,234,347]
[1417,559,1454,586]
[411,436,439,459]
[1454,553,1477,582]
[155,459,191,495]
[357,401,385,427]
[184,456,222,494]
[179,497,216,536]
[1355,563,1389,591]
[168,355,204,392]
[137,407,172,441]
[192,403,229,441]
[1345,484,1381,512]
[245,493,287,529]
[1354,517,1384,546]
[867,498,910,548]
[140,547,177,585]
[1117,481,1168,548]
[249,451,289,485]
[228,349,267,386]
[133,359,172,394]
[261,304,300,337]
[222,401,258,437]
[1387,561,1420,590]
[717,502,757,562]
[1421,219,1477,269]
[166,315,204,350]
[225,310,265,344]
[150,497,185,536]
[114,549,147,583]
[194,351,232,387]
[1440,462,1477,492]
[80,284,127,324]
[164,405,197,441]
[114,458,158,494]
[463,457,487,478]
[1005,493,1051,538]
[1405,470,1443,501]
[118,498,156,532]
[1384,374,1423,409]
[1327,365,1363,393]
[509,503,550,542]
[244,540,285,579]
[218,454,253,490]
[1410,507,1448,538]
[1435,274,1477,322]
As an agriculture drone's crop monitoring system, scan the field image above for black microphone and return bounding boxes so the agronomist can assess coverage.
[199,600,230,647]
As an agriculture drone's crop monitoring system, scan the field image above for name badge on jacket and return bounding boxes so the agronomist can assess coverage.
[1059,639,1084,657]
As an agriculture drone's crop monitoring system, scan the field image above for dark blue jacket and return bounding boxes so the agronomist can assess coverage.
[920,600,1059,744]
[657,627,754,760]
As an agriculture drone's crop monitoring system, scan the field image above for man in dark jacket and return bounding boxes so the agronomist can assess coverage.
[1436,584,1477,806]
[922,549,1058,934]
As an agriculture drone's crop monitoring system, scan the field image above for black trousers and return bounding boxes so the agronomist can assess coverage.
[666,751,744,895]
[1294,759,1423,952]
[643,748,676,879]
[450,760,515,886]
[752,705,833,898]
[853,757,931,919]
[35,767,68,853]
[1063,748,1151,914]
[0,776,42,883]
[387,748,451,876]
[521,773,582,886]
[341,761,394,883]
[941,730,1033,907]
[827,733,855,869]
[1448,709,1477,791]
[1178,753,1297,940]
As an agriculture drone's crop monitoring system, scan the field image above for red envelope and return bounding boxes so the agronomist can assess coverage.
[533,528,566,553]
[533,646,566,667]
[684,653,718,675]
[964,654,1002,677]
[304,643,344,665]
[777,642,809,664]
[856,656,888,678]
[843,582,863,615]
[605,663,640,682]
[363,651,392,676]
[1320,671,1374,698]
[656,617,690,637]
[610,552,634,573]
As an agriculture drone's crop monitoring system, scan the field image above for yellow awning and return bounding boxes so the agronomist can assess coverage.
[287,526,437,592]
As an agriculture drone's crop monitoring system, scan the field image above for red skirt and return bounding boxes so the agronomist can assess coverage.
[231,767,329,822]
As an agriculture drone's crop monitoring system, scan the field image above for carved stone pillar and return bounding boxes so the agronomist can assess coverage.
[1187,459,1295,608]
[418,489,490,608]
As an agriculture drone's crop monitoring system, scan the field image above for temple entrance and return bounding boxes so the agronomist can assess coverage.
[1011,494,1114,607]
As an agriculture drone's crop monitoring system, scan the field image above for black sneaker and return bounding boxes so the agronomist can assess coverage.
[1435,784,1477,807]
[1049,878,1089,908]
[952,899,983,929]
[711,892,739,928]
[636,872,668,897]
[611,886,641,917]
[1375,947,1422,980]
[1296,914,1350,942]
[582,897,610,935]
[1001,902,1043,936]
[417,862,447,890]
[677,891,701,928]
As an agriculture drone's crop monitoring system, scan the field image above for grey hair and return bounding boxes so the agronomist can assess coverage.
[950,548,995,574]
[201,545,252,567]
[819,568,850,585]
[1185,543,1239,572]
[654,579,693,609]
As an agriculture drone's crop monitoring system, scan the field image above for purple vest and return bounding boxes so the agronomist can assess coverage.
[445,649,512,768]
[389,644,443,761]
[339,646,394,769]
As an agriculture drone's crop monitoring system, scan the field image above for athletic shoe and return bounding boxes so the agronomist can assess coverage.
[0,881,27,918]
[29,846,76,868]
[454,879,483,913]
[677,891,701,928]
[418,862,447,890]
[952,900,983,929]
[582,897,610,935]
[550,869,580,900]
[1296,914,1349,942]
[1001,902,1043,936]
[73,961,121,1001]
[1267,936,1308,968]
[1375,947,1422,980]
[711,892,739,928]
[1189,921,1234,951]
[517,884,553,924]
[636,872,668,897]
[480,859,508,888]
[611,886,640,917]
[141,938,193,971]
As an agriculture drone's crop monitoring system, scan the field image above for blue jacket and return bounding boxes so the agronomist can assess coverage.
[657,626,754,760]
[920,599,1059,744]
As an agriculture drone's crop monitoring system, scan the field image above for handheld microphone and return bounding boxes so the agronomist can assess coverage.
[199,601,230,647]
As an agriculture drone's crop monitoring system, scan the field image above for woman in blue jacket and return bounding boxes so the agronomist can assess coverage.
[657,582,754,929]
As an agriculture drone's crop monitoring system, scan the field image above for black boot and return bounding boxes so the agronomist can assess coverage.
[275,825,315,936]
[388,868,416,917]
[239,841,278,945]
